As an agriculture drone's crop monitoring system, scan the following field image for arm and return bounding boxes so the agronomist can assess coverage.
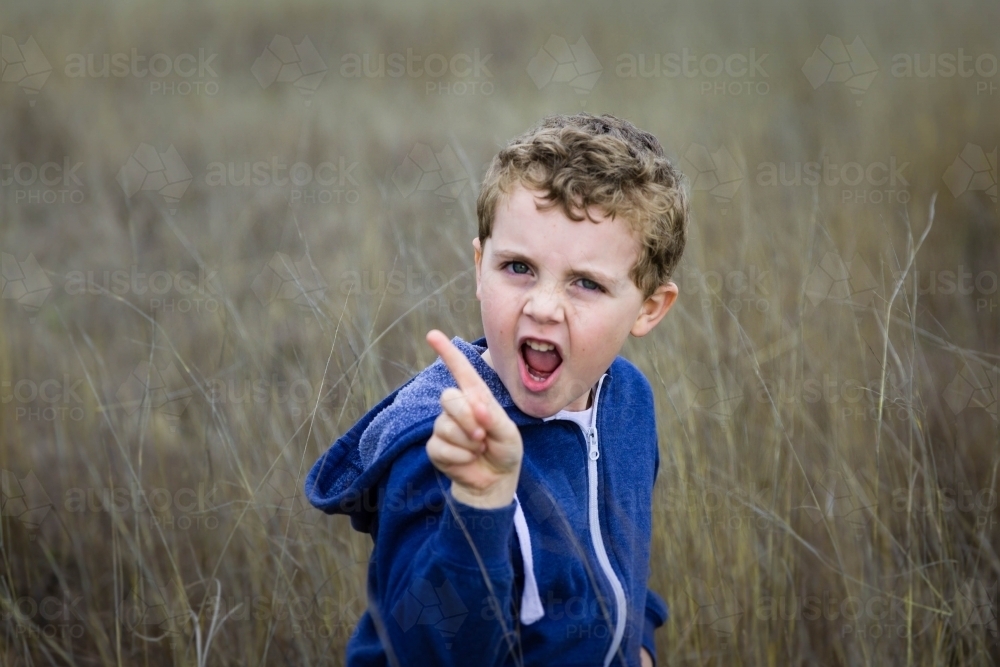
[367,331,526,664]
[642,587,669,666]
[369,443,519,665]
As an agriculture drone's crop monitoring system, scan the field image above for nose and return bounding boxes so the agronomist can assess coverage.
[522,282,564,323]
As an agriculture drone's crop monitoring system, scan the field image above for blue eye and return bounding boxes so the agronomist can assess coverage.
[579,278,601,292]
[508,261,530,274]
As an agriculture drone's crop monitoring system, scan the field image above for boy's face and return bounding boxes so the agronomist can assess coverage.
[474,183,678,418]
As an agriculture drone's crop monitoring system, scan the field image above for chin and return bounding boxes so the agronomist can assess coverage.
[515,398,558,419]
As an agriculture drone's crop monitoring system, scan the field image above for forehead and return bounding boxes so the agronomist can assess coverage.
[489,184,640,272]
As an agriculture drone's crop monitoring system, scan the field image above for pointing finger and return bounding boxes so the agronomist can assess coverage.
[427,330,517,442]
[426,329,491,400]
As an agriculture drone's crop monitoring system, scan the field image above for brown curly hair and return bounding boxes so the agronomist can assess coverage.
[476,113,689,300]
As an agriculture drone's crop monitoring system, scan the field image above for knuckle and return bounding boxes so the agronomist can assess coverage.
[433,414,447,433]
[447,420,468,444]
[435,415,466,445]
[440,388,465,412]
[426,437,442,459]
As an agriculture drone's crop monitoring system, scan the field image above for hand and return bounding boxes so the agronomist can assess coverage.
[640,647,654,667]
[425,330,523,509]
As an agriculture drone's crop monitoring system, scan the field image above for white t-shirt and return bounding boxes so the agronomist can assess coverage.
[541,390,594,432]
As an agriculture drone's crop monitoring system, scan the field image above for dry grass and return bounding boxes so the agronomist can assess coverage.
[1,0,998,664]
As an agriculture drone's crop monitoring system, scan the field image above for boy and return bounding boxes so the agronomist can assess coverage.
[305,113,688,666]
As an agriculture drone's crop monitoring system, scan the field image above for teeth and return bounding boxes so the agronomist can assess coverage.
[525,339,555,352]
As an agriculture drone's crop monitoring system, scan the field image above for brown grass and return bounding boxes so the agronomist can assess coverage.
[1,0,998,664]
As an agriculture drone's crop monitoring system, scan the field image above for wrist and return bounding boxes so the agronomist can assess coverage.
[450,475,518,509]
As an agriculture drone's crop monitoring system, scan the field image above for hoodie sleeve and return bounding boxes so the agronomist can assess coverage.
[368,439,520,666]
[642,587,669,665]
[644,399,668,665]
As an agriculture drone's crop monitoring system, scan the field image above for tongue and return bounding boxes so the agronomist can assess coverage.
[524,345,561,374]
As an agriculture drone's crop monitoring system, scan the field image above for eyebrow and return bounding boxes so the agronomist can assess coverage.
[491,249,619,287]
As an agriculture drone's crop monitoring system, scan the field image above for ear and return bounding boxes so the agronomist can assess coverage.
[473,237,484,301]
[631,281,678,337]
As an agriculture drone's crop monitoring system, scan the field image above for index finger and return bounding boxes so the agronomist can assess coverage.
[426,329,490,399]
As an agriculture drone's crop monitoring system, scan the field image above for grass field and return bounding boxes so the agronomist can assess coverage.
[1,0,998,664]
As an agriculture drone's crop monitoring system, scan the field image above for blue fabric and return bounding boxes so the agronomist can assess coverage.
[305,335,669,666]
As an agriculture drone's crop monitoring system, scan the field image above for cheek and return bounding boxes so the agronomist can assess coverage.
[481,280,517,314]
[480,286,517,335]
[571,310,621,354]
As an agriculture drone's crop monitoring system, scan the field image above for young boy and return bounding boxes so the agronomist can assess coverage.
[305,113,688,666]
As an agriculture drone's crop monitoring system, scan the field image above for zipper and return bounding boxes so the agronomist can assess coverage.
[585,374,627,667]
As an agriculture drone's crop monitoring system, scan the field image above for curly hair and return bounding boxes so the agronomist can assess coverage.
[476,113,689,300]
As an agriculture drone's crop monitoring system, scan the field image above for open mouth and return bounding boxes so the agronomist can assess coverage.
[518,339,563,391]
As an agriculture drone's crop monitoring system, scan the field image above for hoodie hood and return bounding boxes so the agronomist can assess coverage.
[305,335,542,532]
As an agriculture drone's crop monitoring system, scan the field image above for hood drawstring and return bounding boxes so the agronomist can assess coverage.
[513,493,545,624]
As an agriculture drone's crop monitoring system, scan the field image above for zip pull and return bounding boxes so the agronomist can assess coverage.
[588,428,599,460]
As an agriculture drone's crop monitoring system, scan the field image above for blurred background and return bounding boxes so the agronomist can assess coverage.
[1,0,998,664]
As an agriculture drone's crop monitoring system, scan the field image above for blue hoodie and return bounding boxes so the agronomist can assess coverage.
[305,335,669,666]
